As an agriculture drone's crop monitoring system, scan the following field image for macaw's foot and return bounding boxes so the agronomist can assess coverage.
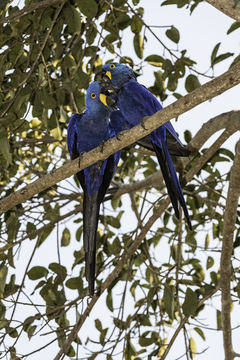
[99,140,106,153]
[140,118,148,131]
[78,152,85,168]
[116,131,125,141]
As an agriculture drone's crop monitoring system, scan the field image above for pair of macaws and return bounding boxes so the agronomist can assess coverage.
[67,62,192,295]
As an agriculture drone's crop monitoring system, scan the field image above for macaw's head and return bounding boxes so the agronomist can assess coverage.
[95,63,136,89]
[86,81,117,114]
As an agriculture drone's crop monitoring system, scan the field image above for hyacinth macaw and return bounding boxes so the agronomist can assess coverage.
[95,63,192,229]
[67,81,121,295]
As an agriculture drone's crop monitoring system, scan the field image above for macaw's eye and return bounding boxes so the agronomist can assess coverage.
[91,93,96,99]
[110,64,116,69]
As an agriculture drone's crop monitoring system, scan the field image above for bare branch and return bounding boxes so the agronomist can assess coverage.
[205,0,240,21]
[220,141,240,360]
[1,61,240,214]
[187,111,240,149]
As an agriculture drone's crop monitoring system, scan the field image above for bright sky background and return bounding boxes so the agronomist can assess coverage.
[6,0,240,359]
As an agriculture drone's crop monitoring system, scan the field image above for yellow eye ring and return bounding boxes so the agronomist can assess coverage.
[91,93,96,99]
[110,64,116,69]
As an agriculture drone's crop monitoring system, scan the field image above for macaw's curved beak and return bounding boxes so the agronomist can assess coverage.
[99,92,117,110]
[94,69,112,82]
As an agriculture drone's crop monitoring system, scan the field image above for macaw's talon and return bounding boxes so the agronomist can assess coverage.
[78,152,85,168]
[140,119,148,131]
[99,140,106,153]
[116,131,124,141]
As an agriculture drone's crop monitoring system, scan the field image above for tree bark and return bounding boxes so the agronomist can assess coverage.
[221,142,240,360]
[205,0,240,21]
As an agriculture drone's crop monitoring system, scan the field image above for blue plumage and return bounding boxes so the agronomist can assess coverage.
[67,82,120,295]
[96,63,192,228]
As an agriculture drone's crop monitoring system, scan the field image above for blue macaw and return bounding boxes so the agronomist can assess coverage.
[95,63,192,229]
[67,81,121,295]
[109,109,190,157]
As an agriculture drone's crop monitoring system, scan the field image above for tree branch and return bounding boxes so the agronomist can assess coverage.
[0,0,65,25]
[1,60,240,215]
[220,141,240,360]
[205,0,240,21]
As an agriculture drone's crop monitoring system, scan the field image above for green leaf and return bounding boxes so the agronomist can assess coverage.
[65,277,83,291]
[167,73,178,91]
[227,21,240,34]
[0,134,12,167]
[0,301,6,319]
[194,327,206,341]
[27,325,36,339]
[26,222,37,240]
[69,6,82,33]
[38,224,54,247]
[61,228,71,247]
[100,328,108,346]
[184,129,192,143]
[131,15,142,34]
[133,33,143,59]
[204,233,210,250]
[106,290,113,312]
[212,52,234,67]
[182,288,198,317]
[211,42,221,66]
[163,284,174,319]
[206,256,214,270]
[4,274,19,298]
[95,318,102,332]
[0,266,8,298]
[185,74,201,93]
[166,26,180,43]
[145,54,164,67]
[8,327,18,338]
[78,0,98,18]
[49,263,67,277]
[139,334,155,347]
[67,345,75,357]
[27,266,48,280]
[189,337,197,359]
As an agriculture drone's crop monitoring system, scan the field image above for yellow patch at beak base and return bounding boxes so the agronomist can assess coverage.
[106,71,111,80]
[99,93,107,106]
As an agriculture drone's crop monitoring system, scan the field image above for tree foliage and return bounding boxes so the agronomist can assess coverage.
[0,0,240,359]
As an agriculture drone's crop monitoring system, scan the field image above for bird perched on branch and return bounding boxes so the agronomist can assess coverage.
[95,63,192,229]
[67,81,121,295]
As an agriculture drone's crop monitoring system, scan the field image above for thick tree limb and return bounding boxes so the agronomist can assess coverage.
[205,0,240,21]
[1,61,240,215]
[220,141,240,360]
